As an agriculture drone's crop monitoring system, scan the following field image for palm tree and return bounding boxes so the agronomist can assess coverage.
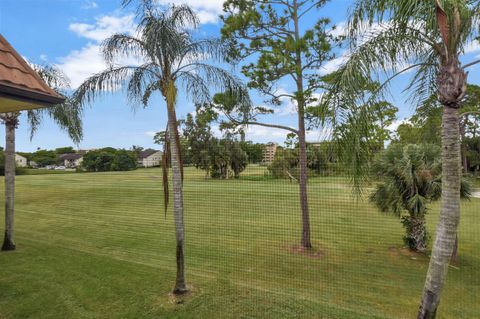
[321,1,480,317]
[73,4,243,294]
[1,64,82,251]
[370,144,471,252]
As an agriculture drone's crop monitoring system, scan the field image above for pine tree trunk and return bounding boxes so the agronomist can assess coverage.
[167,100,188,295]
[1,113,18,251]
[418,58,465,318]
[293,0,312,249]
[298,116,312,249]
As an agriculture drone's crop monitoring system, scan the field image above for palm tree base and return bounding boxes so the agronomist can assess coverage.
[172,286,189,295]
[1,233,15,251]
[418,290,438,319]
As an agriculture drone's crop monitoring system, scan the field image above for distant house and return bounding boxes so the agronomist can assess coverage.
[262,143,278,163]
[59,153,83,168]
[138,149,162,167]
[15,154,27,167]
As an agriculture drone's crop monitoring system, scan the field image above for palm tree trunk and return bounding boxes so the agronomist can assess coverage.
[167,101,188,295]
[450,234,458,264]
[418,58,465,318]
[1,113,19,251]
[405,216,427,252]
[460,119,468,173]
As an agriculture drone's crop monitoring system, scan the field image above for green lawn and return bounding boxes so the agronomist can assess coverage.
[0,166,478,318]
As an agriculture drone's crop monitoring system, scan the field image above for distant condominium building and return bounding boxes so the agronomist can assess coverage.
[262,142,278,163]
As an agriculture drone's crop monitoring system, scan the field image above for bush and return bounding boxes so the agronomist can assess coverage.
[111,150,137,171]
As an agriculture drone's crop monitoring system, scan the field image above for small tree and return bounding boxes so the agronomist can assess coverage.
[82,150,115,172]
[111,150,137,171]
[373,144,435,251]
[228,140,248,178]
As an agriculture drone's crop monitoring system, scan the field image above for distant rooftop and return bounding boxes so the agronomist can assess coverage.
[59,153,83,161]
[138,149,161,160]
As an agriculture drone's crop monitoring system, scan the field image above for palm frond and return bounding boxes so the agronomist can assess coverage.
[74,66,156,107]
[176,63,245,103]
[102,34,150,65]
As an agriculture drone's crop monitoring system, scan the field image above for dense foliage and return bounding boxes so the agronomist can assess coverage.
[182,109,248,179]
[268,143,338,179]
[370,144,471,252]
[82,148,137,172]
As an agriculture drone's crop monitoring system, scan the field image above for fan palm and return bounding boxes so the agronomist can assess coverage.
[322,0,480,317]
[370,144,471,252]
[73,3,244,294]
[1,64,82,251]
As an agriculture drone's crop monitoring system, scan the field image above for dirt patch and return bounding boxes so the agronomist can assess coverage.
[388,246,425,260]
[287,245,325,259]
[167,284,197,305]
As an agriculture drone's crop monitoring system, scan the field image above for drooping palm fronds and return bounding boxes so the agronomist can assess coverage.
[28,64,83,143]
[73,5,245,209]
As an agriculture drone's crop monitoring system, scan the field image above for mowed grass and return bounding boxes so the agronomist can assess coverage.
[0,166,479,319]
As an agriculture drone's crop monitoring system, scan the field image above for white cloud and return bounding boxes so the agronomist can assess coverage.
[319,54,348,75]
[320,21,393,75]
[387,119,409,133]
[81,0,98,10]
[328,21,347,38]
[57,14,137,88]
[155,0,223,24]
[69,15,135,42]
[245,125,287,142]
[306,127,332,143]
[242,124,331,144]
[57,44,108,88]
[273,89,322,116]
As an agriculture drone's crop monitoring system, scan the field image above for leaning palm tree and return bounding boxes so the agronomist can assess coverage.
[73,4,243,294]
[1,64,82,251]
[322,1,480,317]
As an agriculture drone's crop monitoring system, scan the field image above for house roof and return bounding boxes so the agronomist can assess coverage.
[0,34,65,112]
[59,153,83,161]
[138,149,161,160]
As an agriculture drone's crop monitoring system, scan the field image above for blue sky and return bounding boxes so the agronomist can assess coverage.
[1,0,480,152]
